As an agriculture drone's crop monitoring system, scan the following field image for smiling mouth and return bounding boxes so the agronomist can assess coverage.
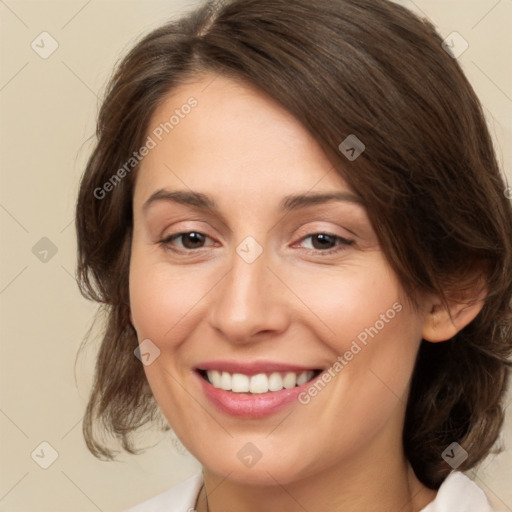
[197,369,322,394]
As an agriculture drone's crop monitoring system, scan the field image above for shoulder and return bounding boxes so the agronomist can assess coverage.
[123,473,203,512]
[420,471,493,512]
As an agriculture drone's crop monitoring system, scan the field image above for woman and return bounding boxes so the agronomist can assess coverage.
[75,0,512,510]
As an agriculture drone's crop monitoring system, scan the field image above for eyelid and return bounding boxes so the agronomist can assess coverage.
[292,222,355,243]
[157,215,357,253]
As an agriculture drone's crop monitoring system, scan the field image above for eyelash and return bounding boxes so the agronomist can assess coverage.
[158,231,354,255]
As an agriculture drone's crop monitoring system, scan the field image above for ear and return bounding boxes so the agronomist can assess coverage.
[422,277,488,343]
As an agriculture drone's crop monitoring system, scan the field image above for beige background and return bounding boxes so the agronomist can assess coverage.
[0,1,511,511]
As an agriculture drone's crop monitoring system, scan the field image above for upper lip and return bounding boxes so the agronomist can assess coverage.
[195,360,322,376]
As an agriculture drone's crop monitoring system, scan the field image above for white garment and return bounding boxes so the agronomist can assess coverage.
[123,470,493,512]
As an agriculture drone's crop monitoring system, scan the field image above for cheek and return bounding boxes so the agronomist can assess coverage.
[128,250,209,422]
[129,263,172,341]
[280,254,404,351]
[288,256,420,409]
[128,250,211,344]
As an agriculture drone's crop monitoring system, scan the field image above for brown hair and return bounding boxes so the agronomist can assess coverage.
[75,0,512,489]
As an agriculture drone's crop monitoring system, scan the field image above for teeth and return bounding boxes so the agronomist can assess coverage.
[283,372,297,389]
[296,371,310,386]
[205,370,315,393]
[208,370,222,388]
[220,371,230,390]
[268,372,283,391]
[232,373,250,392]
[249,373,268,394]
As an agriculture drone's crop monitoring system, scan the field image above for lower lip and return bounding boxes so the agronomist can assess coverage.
[195,371,320,418]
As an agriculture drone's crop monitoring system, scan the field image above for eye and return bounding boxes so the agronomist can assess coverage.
[159,231,353,254]
[159,231,213,251]
[297,233,354,253]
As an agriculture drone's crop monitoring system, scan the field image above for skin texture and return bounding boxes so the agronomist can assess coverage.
[129,74,484,512]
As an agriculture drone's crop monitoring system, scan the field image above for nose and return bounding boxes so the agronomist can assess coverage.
[207,243,290,344]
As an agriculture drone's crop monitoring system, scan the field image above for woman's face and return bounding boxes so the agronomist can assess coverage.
[129,73,428,485]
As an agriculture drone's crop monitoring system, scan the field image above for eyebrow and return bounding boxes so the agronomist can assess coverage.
[142,189,364,213]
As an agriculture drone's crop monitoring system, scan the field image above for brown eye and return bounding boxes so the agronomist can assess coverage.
[311,234,337,250]
[161,232,210,250]
[299,233,354,253]
[180,232,206,249]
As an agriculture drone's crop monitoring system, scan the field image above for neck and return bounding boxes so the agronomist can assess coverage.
[195,401,437,512]
[196,449,436,512]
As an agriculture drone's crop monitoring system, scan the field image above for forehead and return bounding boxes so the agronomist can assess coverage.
[134,73,353,207]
